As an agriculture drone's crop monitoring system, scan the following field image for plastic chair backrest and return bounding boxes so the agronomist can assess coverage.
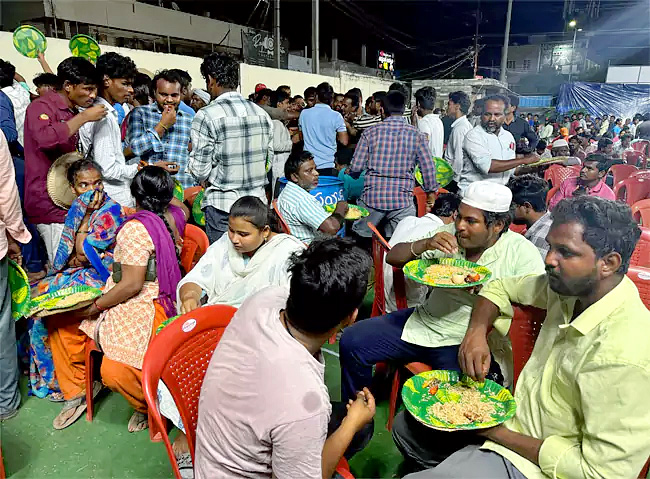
[610,164,638,186]
[631,227,650,268]
[180,224,209,274]
[546,185,560,206]
[632,140,649,155]
[615,176,650,206]
[631,199,650,225]
[413,187,427,217]
[627,266,650,310]
[183,186,203,206]
[510,305,546,390]
[367,222,407,316]
[272,199,291,235]
[142,305,237,478]
[544,164,577,187]
[624,150,646,168]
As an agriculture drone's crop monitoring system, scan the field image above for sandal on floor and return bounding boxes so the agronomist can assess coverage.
[52,382,103,430]
[176,452,194,479]
[128,410,149,433]
[47,392,65,402]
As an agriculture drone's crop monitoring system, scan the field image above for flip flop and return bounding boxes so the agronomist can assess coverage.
[176,453,194,479]
[53,382,102,430]
[47,392,65,402]
[127,410,149,433]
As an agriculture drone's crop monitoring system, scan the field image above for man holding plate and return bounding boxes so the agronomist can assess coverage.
[339,180,544,421]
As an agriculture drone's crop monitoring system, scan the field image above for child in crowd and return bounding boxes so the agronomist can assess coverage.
[334,148,365,202]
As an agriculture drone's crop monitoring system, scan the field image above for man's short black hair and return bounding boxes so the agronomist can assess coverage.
[170,69,192,88]
[536,139,547,150]
[621,134,633,142]
[597,137,613,150]
[277,84,290,94]
[96,52,137,82]
[507,174,549,212]
[132,72,152,104]
[381,90,406,116]
[433,193,461,218]
[334,147,354,167]
[584,153,610,172]
[316,82,334,105]
[200,53,239,89]
[373,91,387,105]
[448,91,471,115]
[389,82,410,105]
[254,88,273,104]
[151,69,183,93]
[57,57,99,86]
[344,92,360,109]
[286,238,371,335]
[304,86,317,98]
[284,150,314,180]
[0,60,16,88]
[483,94,510,112]
[347,87,362,100]
[270,89,291,107]
[551,196,640,274]
[483,208,513,236]
[414,86,436,111]
[33,72,61,90]
[507,94,520,109]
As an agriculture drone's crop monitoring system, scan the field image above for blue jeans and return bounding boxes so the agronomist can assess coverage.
[13,156,45,273]
[339,308,502,401]
[204,206,229,244]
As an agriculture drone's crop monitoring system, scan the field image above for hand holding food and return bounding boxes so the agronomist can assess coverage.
[424,232,459,255]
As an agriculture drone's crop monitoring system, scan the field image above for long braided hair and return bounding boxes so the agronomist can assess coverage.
[130,166,183,270]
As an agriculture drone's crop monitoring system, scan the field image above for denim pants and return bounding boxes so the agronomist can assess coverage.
[204,206,230,244]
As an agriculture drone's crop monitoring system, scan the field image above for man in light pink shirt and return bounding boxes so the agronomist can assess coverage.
[0,130,31,420]
[549,154,616,210]
[194,238,375,479]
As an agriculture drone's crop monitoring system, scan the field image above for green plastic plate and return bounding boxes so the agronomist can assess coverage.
[13,25,47,58]
[69,34,101,63]
[173,180,184,202]
[414,157,454,188]
[29,285,102,315]
[403,257,491,288]
[402,370,516,431]
[323,203,369,220]
[8,260,30,320]
[192,189,206,226]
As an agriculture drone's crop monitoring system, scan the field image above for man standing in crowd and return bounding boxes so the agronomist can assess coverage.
[352,92,384,135]
[189,53,273,243]
[258,87,300,122]
[414,87,443,159]
[79,52,140,207]
[24,57,107,264]
[190,88,210,112]
[548,154,615,209]
[277,151,348,244]
[550,138,570,157]
[298,82,348,176]
[350,90,437,240]
[596,137,614,157]
[503,95,538,153]
[444,91,472,189]
[599,114,610,136]
[304,86,317,108]
[613,133,634,158]
[170,69,196,118]
[269,90,294,193]
[508,174,552,259]
[636,113,650,140]
[458,95,538,193]
[0,60,30,147]
[0,129,32,421]
[399,197,650,479]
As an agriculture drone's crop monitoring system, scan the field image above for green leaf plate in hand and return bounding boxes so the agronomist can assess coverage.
[8,260,30,320]
[29,285,102,317]
[69,34,101,63]
[403,258,491,288]
[323,204,369,220]
[173,180,184,202]
[414,157,454,188]
[13,25,47,58]
[402,370,516,431]
[192,189,206,226]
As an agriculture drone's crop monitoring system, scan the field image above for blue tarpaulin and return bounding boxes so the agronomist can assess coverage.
[557,82,650,119]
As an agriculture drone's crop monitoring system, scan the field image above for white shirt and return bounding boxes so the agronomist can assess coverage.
[80,97,138,208]
[458,125,516,193]
[444,115,472,181]
[384,213,443,313]
[540,124,554,140]
[417,113,444,158]
[2,81,30,146]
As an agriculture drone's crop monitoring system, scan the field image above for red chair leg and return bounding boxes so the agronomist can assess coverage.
[386,369,401,431]
[0,443,6,479]
[148,410,167,443]
[85,341,95,422]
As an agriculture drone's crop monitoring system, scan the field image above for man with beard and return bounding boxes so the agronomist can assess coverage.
[458,95,538,193]
[339,181,544,413]
[548,154,615,209]
[507,174,552,259]
[396,196,650,479]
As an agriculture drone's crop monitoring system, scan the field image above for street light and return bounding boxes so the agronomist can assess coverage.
[568,20,578,83]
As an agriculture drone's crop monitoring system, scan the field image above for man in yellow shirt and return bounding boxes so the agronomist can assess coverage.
[397,196,650,479]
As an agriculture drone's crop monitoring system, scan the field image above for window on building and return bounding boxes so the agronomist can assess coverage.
[523,59,531,71]
[507,60,515,69]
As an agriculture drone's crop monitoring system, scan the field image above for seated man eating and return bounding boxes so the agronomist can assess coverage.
[548,153,615,209]
[194,238,375,479]
[397,196,650,479]
[276,150,348,244]
[339,180,545,403]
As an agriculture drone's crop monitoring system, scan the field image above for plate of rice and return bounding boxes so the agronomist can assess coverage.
[403,258,491,288]
[323,204,369,220]
[402,370,516,431]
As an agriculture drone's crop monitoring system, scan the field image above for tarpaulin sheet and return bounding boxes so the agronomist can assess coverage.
[557,82,650,119]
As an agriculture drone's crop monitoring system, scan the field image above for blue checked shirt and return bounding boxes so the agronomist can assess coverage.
[188,92,273,213]
[277,181,330,244]
[126,103,195,189]
[350,116,437,211]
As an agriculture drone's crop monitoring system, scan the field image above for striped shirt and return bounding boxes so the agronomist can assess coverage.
[352,114,382,133]
[126,103,194,189]
[277,181,329,244]
[523,211,553,259]
[188,92,273,213]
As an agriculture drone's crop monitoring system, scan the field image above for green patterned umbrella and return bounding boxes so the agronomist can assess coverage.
[192,189,206,226]
[402,370,516,431]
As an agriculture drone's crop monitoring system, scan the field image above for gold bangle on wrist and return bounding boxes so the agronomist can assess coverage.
[410,241,422,258]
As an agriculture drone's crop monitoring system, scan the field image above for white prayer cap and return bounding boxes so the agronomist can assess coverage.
[552,139,569,148]
[462,181,512,213]
[192,88,211,104]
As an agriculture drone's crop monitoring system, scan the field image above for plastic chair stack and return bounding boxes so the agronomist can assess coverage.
[614,176,650,207]
[627,266,650,311]
[624,150,647,169]
[610,164,638,187]
[630,227,650,268]
[180,224,210,274]
[632,140,649,156]
[632,199,650,225]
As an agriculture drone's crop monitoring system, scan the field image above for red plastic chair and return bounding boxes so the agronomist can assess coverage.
[610,164,638,186]
[366,222,432,430]
[627,266,650,310]
[183,186,203,206]
[335,457,356,479]
[0,443,5,479]
[631,199,650,225]
[142,305,238,479]
[272,199,291,235]
[624,151,647,169]
[413,187,427,218]
[632,140,649,155]
[509,223,527,235]
[614,176,650,207]
[546,185,560,206]
[544,164,577,187]
[631,227,650,268]
[180,224,209,274]
[640,458,650,479]
[510,305,546,390]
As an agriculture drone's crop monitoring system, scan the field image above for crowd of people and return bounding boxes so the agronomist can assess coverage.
[1,47,650,479]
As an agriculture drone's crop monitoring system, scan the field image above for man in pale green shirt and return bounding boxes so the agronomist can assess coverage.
[339,180,545,404]
[398,196,650,479]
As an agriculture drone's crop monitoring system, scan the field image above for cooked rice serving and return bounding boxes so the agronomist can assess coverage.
[427,385,495,425]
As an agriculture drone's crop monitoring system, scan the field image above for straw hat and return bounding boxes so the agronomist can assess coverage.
[47,152,83,209]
